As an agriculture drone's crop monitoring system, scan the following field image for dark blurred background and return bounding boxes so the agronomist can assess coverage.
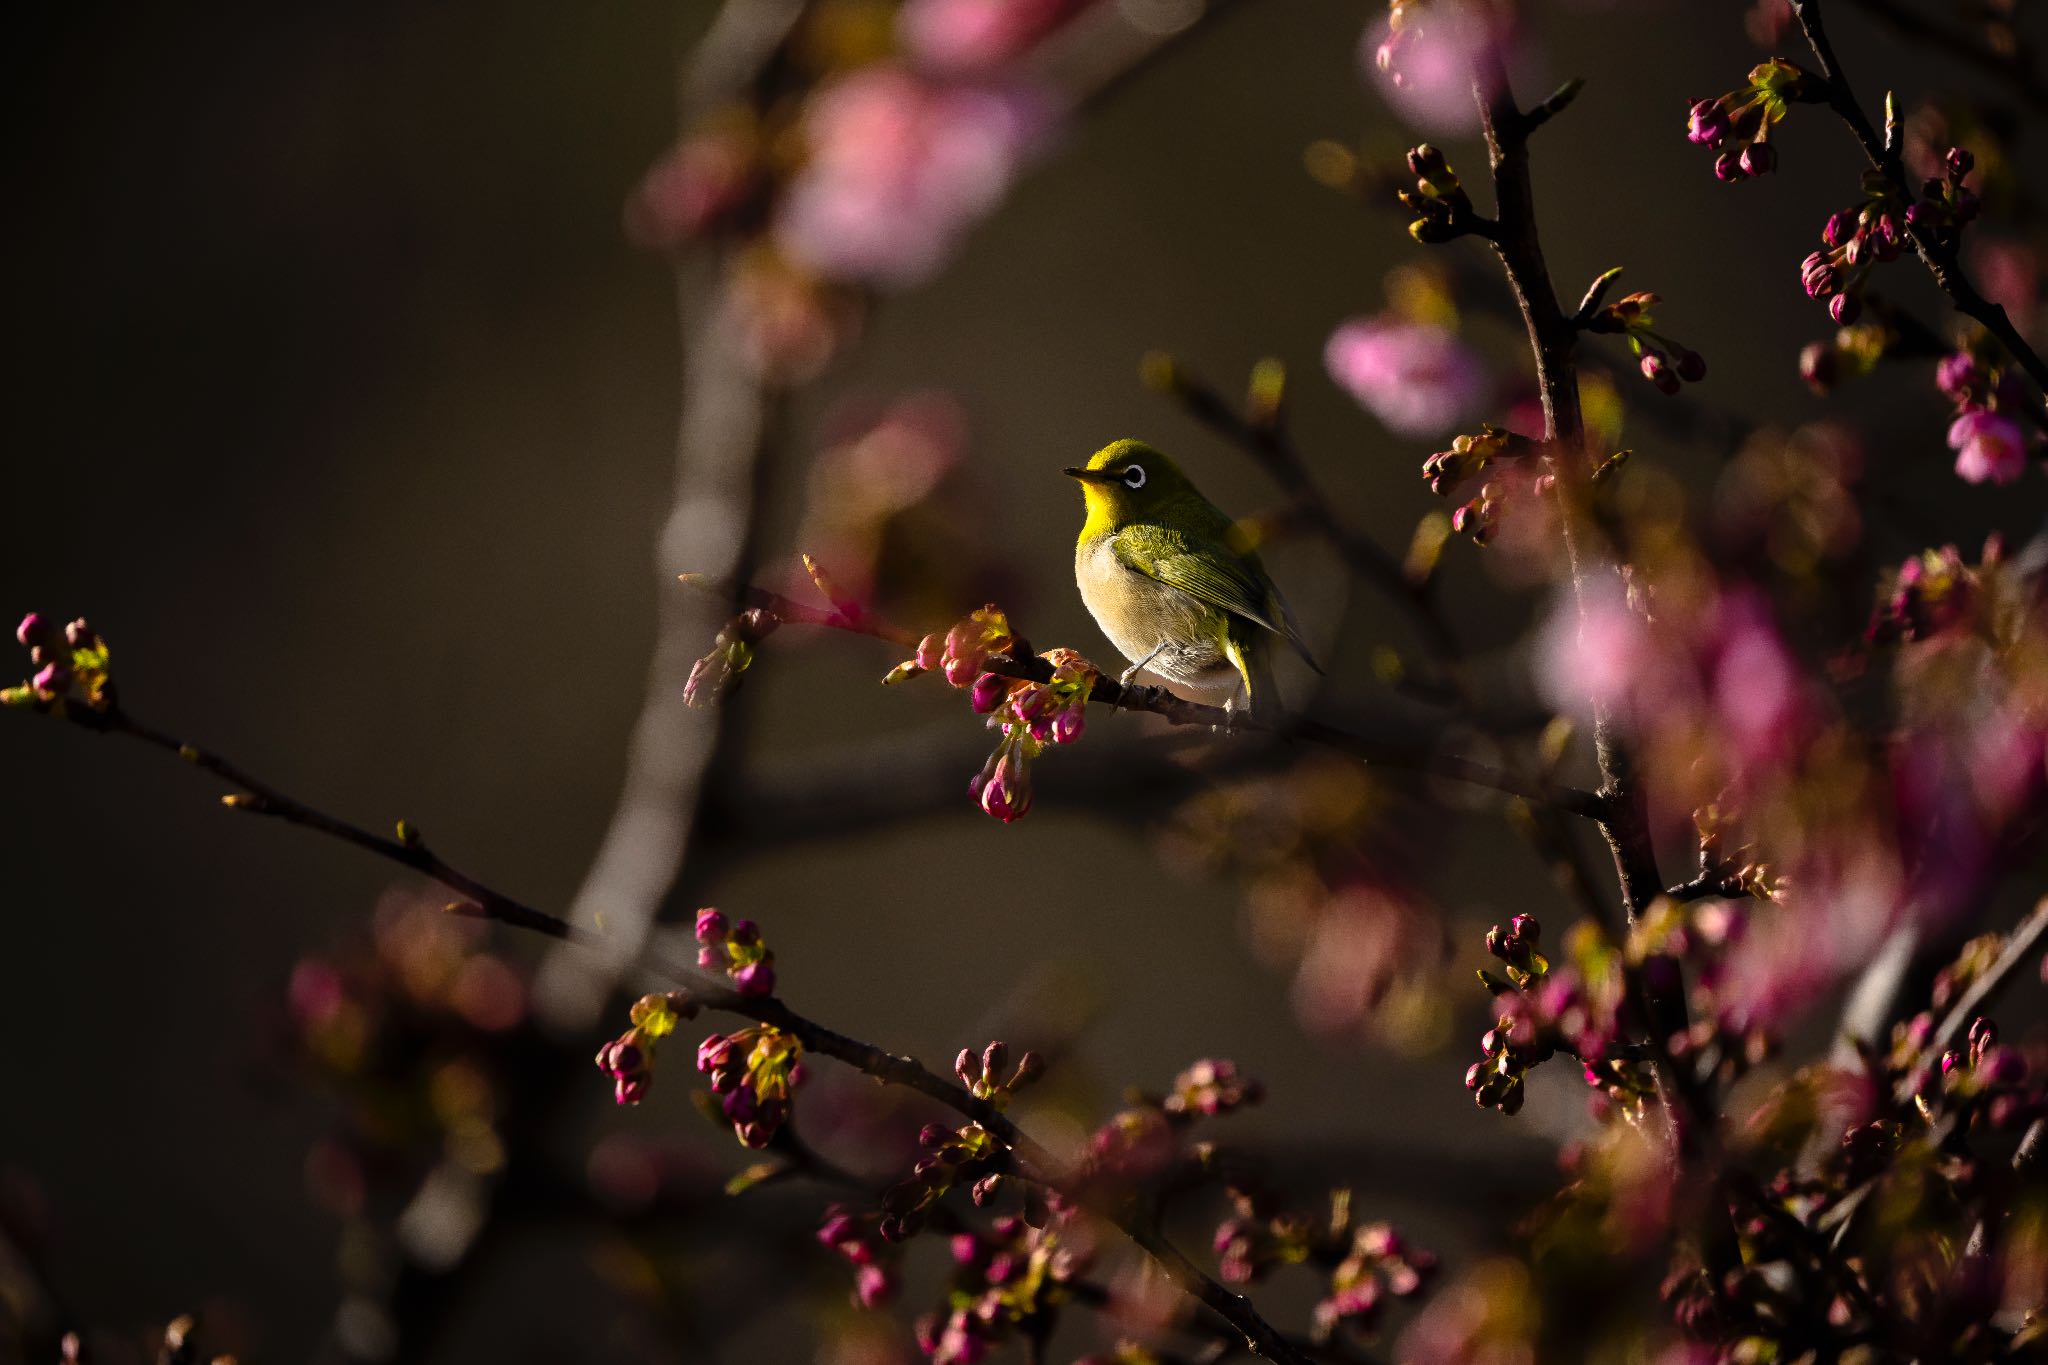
[5,1,2047,1359]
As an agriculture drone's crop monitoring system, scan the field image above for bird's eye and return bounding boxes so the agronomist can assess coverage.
[1123,465,1146,490]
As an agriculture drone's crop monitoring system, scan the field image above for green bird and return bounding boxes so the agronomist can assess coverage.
[1065,438,1321,719]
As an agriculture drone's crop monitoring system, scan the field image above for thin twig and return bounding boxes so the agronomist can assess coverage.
[697,576,1608,818]
[28,700,1314,1365]
[1792,0,2048,391]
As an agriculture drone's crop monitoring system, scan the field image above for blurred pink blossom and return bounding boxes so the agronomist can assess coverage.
[624,128,756,249]
[897,0,1082,74]
[1708,590,1803,773]
[1949,409,2027,485]
[1968,237,2040,339]
[1534,574,1652,723]
[775,67,1047,287]
[1365,2,1500,136]
[1324,316,1487,437]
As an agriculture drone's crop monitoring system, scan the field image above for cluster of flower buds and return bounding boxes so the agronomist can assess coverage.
[696,1024,802,1147]
[1163,1057,1264,1118]
[593,990,699,1105]
[1936,1015,2033,1124]
[1866,542,1982,645]
[1421,426,1520,495]
[1686,59,1821,181]
[966,647,1096,822]
[1582,292,1707,394]
[1904,146,1982,249]
[915,1215,1089,1365]
[1800,182,1907,327]
[880,1119,1001,1241]
[1421,429,1550,546]
[1399,143,1474,243]
[1481,913,1547,990]
[1934,350,2033,485]
[956,1038,1048,1105]
[1212,1185,1434,1337]
[694,907,776,995]
[1470,916,1646,1117]
[682,607,778,708]
[4,613,112,711]
[1316,1220,1438,1339]
[873,1043,1047,1240]
[818,1206,899,1308]
[887,604,1015,686]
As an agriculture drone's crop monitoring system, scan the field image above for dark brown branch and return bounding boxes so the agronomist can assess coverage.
[1792,0,2048,392]
[27,700,1313,1365]
[699,576,1608,817]
[1463,50,1729,1185]
[1465,58,1668,931]
[1922,896,2048,1064]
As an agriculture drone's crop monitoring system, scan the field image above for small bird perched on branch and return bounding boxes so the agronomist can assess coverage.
[1066,438,1320,720]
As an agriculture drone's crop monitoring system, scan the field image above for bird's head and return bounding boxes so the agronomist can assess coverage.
[1063,439,1194,526]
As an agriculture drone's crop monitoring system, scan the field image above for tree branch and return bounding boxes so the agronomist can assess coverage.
[698,576,1608,817]
[1792,0,2048,391]
[25,699,1315,1365]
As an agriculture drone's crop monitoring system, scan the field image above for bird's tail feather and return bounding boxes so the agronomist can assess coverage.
[1226,636,1283,724]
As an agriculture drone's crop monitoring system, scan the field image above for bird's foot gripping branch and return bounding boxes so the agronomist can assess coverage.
[680,554,1607,823]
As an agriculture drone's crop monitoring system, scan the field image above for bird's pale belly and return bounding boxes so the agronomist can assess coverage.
[1075,537,1239,690]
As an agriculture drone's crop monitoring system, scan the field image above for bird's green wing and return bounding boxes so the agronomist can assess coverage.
[1110,523,1322,673]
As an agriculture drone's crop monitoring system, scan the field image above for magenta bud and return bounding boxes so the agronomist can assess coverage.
[950,1232,980,1265]
[1686,97,1730,148]
[14,613,46,649]
[1941,1049,1964,1076]
[729,919,759,946]
[64,618,95,648]
[915,633,943,671]
[1829,293,1861,326]
[943,655,980,687]
[1823,210,1857,248]
[982,1041,1009,1081]
[1739,141,1776,177]
[969,673,1006,714]
[697,946,722,968]
[918,1122,950,1150]
[1946,146,1975,178]
[1051,707,1084,745]
[1714,149,1746,182]
[731,960,775,996]
[956,1047,981,1086]
[32,663,70,695]
[818,1212,859,1247]
[1464,1062,1484,1090]
[1641,352,1679,395]
[854,1264,894,1308]
[615,1075,648,1105]
[694,908,729,942]
[1509,913,1539,944]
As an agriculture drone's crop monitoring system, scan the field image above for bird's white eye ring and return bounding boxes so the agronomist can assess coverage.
[1123,465,1146,489]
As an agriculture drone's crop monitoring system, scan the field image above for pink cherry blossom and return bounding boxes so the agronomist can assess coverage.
[897,0,1080,74]
[1948,409,2027,484]
[775,67,1047,287]
[1323,316,1487,437]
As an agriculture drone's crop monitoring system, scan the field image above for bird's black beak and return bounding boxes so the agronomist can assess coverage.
[1063,467,1119,484]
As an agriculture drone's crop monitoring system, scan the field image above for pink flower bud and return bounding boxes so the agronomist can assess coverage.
[969,673,1006,714]
[14,613,46,649]
[694,908,729,942]
[731,960,775,996]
